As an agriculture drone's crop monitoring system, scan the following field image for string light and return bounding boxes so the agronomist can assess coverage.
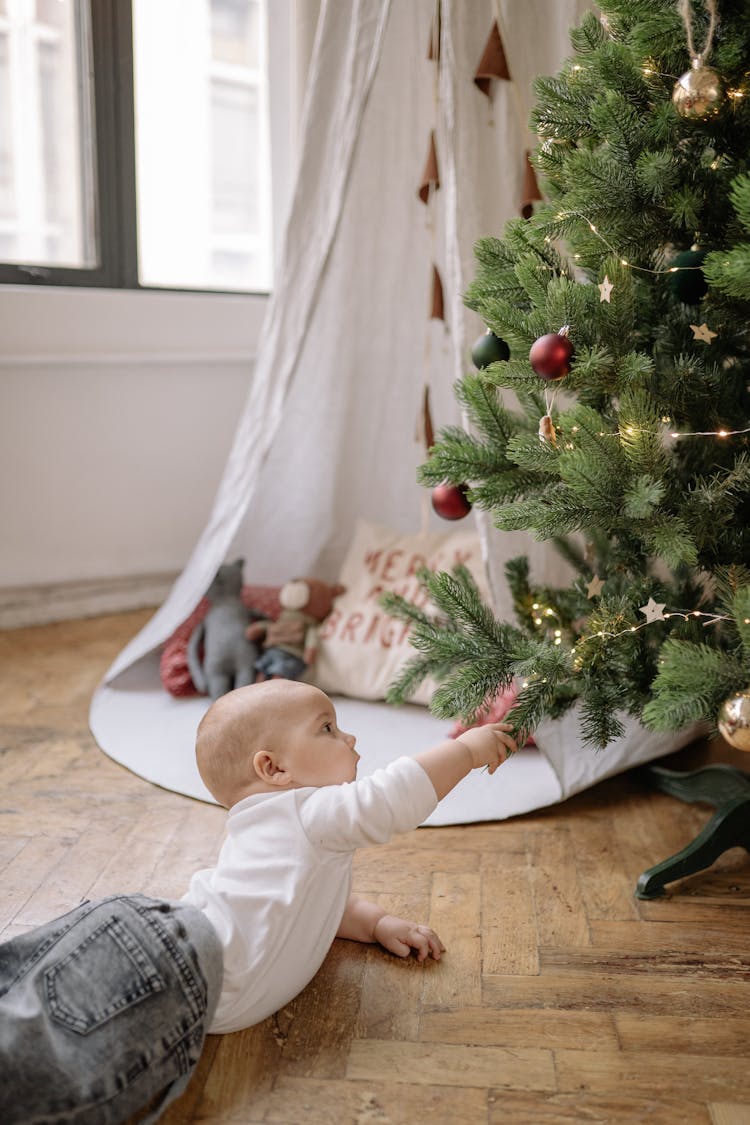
[575,606,731,645]
[550,420,750,443]
[555,209,710,279]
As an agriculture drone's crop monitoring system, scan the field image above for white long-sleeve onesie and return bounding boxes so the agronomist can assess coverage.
[181,756,437,1033]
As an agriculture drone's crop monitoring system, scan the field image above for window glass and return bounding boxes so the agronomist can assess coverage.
[133,0,272,292]
[211,0,260,68]
[0,0,96,269]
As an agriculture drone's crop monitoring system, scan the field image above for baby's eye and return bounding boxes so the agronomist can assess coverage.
[322,721,334,733]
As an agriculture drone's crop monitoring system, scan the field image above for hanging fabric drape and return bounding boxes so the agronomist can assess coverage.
[105,0,394,682]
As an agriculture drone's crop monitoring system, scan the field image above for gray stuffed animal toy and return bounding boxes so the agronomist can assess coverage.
[187,559,267,699]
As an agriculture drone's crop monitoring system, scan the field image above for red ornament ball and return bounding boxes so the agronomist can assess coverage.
[529,332,574,380]
[431,482,472,521]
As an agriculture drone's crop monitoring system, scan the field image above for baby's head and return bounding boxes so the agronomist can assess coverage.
[196,679,359,808]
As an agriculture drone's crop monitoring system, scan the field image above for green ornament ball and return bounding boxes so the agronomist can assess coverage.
[471,330,510,370]
[668,248,708,305]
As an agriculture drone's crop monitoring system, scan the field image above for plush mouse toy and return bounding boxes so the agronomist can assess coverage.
[187,559,268,699]
[247,577,345,681]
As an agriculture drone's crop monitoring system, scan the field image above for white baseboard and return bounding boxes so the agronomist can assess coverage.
[0,572,178,630]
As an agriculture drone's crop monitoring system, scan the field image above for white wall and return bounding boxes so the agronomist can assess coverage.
[0,284,265,593]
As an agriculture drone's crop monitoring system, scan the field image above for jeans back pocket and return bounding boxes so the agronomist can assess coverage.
[45,915,166,1035]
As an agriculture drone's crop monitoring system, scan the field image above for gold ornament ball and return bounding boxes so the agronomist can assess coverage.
[718,689,750,751]
[672,63,723,119]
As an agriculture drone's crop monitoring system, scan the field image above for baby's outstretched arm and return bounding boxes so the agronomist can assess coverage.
[414,722,517,800]
[336,894,444,962]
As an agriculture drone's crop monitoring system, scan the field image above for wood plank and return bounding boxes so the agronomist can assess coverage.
[612,791,682,897]
[556,1050,750,1101]
[14,815,136,926]
[590,919,750,955]
[482,972,750,1017]
[638,895,750,924]
[529,829,590,949]
[616,1014,750,1057]
[710,1104,750,1125]
[352,844,480,897]
[159,1035,221,1124]
[481,845,539,975]
[0,834,74,933]
[569,816,640,922]
[420,1007,617,1051]
[277,938,368,1079]
[192,1023,282,1122]
[263,1076,488,1125]
[346,1039,556,1092]
[355,891,429,1042]
[488,1091,711,1125]
[86,805,191,898]
[540,946,750,982]
[422,871,482,1009]
[140,804,226,900]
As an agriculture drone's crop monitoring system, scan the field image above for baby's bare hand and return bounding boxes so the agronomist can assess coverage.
[456,722,517,773]
[373,915,446,962]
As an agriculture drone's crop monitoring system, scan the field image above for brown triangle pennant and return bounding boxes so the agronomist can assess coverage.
[474,22,510,97]
[427,3,441,60]
[417,130,440,203]
[420,385,436,452]
[430,265,444,320]
[521,151,542,218]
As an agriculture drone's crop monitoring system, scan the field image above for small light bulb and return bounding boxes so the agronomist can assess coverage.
[718,429,728,437]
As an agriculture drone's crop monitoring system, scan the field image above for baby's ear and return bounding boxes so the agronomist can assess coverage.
[253,750,292,787]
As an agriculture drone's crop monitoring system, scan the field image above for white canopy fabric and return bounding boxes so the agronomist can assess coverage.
[91,0,701,821]
[105,0,591,684]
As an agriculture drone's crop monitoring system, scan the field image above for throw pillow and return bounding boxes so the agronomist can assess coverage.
[313,519,491,704]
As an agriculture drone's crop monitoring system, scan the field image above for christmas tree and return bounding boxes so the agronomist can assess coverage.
[385,0,750,751]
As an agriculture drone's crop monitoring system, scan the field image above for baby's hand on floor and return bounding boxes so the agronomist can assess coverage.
[373,915,445,962]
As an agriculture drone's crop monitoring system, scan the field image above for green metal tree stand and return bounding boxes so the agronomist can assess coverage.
[634,764,750,900]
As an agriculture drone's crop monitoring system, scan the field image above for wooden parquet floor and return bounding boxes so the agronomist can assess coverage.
[1,611,750,1125]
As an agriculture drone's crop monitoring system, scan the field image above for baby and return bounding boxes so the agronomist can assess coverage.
[0,680,516,1125]
[186,679,516,1034]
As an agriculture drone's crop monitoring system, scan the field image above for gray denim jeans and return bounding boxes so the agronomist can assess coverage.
[0,894,223,1125]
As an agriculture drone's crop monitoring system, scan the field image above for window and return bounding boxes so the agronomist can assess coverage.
[0,0,281,293]
[0,0,96,274]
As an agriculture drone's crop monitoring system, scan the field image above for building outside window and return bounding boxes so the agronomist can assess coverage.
[0,0,275,293]
[0,0,95,271]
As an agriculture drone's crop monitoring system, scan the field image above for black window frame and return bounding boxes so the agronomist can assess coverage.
[0,0,138,289]
[0,0,269,296]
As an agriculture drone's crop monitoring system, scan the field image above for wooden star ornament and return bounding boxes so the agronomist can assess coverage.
[598,275,614,303]
[587,575,604,598]
[639,597,667,623]
[690,322,717,344]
